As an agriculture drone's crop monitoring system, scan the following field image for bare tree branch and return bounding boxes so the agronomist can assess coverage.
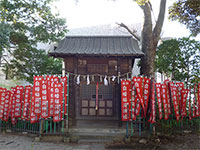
[153,0,166,42]
[116,22,141,41]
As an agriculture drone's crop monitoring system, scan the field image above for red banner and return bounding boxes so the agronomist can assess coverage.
[156,83,163,120]
[61,76,68,115]
[149,80,156,123]
[0,88,6,119]
[14,86,24,118]
[53,83,63,122]
[143,77,150,117]
[161,84,169,120]
[22,85,32,120]
[170,83,180,121]
[10,87,16,124]
[180,88,189,118]
[121,80,131,121]
[41,79,49,119]
[194,84,200,117]
[198,83,200,115]
[3,91,11,121]
[133,77,144,116]
[33,76,43,115]
[130,82,137,121]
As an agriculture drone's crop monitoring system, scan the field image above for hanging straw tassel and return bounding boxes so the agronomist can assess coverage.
[112,76,116,81]
[104,76,108,86]
[87,75,90,85]
[100,75,103,82]
[76,75,80,85]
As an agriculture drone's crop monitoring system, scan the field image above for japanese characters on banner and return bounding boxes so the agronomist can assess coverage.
[22,85,32,120]
[0,88,6,120]
[169,83,180,121]
[121,76,200,123]
[0,75,69,124]
[41,80,48,119]
[143,78,150,117]
[155,83,162,120]
[198,83,200,115]
[161,84,169,120]
[149,80,156,124]
[121,80,131,121]
[53,83,63,122]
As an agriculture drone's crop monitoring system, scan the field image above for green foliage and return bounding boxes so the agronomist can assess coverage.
[169,0,200,36]
[3,48,62,83]
[155,37,200,83]
[0,0,67,82]
[134,0,149,6]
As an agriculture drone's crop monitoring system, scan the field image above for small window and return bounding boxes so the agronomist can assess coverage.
[78,59,87,67]
[109,60,117,66]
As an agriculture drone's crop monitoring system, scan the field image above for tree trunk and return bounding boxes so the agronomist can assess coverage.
[117,0,166,78]
[140,0,166,78]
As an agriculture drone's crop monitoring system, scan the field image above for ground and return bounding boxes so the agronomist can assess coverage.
[0,132,200,150]
[106,131,200,150]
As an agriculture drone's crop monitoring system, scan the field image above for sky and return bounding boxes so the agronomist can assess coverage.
[53,0,199,40]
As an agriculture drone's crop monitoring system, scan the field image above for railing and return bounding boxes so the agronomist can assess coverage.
[0,117,68,135]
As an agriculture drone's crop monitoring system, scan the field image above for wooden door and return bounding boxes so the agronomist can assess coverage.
[80,84,113,117]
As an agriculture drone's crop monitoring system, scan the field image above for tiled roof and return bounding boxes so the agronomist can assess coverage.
[49,35,144,57]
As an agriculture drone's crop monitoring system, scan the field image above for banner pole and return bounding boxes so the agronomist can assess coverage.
[62,80,65,133]
[66,73,69,132]
[130,78,133,137]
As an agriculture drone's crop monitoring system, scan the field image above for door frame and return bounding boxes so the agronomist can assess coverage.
[75,82,119,120]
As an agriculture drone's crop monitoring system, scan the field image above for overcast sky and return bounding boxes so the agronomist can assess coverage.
[53,0,199,39]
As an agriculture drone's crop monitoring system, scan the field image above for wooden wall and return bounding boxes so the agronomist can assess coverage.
[64,56,134,127]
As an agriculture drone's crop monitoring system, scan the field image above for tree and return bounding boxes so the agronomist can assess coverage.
[118,0,166,77]
[3,47,62,83]
[169,0,200,36]
[155,37,200,83]
[0,0,67,82]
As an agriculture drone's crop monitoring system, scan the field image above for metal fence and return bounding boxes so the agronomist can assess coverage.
[0,118,67,136]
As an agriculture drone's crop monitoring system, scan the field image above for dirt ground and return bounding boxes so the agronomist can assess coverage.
[106,131,200,150]
[0,132,199,150]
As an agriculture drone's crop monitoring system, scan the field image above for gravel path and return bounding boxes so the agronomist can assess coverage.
[0,134,105,150]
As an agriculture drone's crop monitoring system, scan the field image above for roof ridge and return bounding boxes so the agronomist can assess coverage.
[65,35,132,38]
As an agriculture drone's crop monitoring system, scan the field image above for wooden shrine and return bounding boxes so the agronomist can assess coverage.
[49,35,144,128]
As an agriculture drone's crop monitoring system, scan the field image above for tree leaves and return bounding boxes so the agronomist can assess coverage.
[155,37,200,84]
[169,0,200,36]
[0,0,67,82]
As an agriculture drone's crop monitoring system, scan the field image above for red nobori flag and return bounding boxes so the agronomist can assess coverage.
[41,79,49,119]
[164,80,172,115]
[130,79,137,121]
[0,88,7,119]
[198,83,200,114]
[149,80,156,123]
[180,88,189,118]
[10,87,17,124]
[3,90,12,121]
[61,76,68,115]
[176,82,184,114]
[133,77,143,116]
[33,76,43,115]
[161,84,169,120]
[48,76,59,117]
[22,85,32,120]
[121,80,131,121]
[156,83,163,120]
[53,82,63,122]
[170,83,180,121]
[194,84,200,117]
[188,88,192,120]
[143,77,150,117]
[14,86,24,118]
